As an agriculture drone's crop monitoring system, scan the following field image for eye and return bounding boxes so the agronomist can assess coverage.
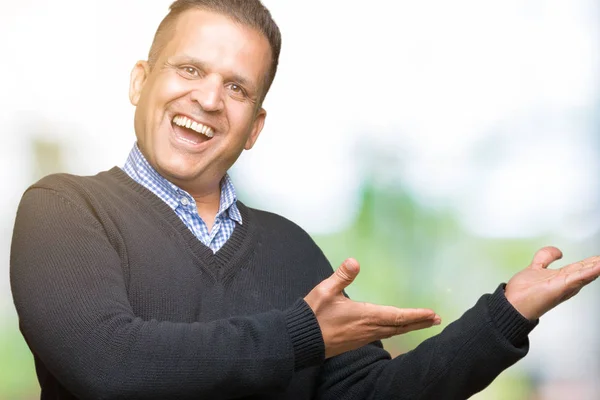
[226,83,247,98]
[181,66,200,77]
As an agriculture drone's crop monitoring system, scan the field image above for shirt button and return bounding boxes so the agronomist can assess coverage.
[180,197,190,206]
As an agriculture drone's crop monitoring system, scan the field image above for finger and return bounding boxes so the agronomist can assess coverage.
[562,256,600,274]
[321,258,360,294]
[564,260,600,287]
[368,304,438,326]
[378,319,440,339]
[530,246,563,269]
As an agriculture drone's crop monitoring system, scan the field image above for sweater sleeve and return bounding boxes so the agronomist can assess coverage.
[315,285,537,400]
[10,187,324,399]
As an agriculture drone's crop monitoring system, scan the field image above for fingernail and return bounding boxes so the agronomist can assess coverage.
[344,259,359,273]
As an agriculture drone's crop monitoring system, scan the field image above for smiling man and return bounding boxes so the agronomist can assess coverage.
[128,5,270,233]
[10,1,600,399]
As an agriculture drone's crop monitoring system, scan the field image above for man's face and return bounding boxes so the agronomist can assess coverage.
[129,9,271,192]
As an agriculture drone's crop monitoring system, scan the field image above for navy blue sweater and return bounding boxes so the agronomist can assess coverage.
[10,168,536,399]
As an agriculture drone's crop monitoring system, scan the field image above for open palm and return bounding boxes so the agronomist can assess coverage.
[505,247,600,320]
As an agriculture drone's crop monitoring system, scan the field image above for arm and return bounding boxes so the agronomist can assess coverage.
[313,248,600,400]
[10,187,323,399]
[315,285,535,400]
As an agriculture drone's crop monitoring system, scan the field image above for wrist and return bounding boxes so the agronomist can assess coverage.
[284,299,325,371]
[489,284,538,345]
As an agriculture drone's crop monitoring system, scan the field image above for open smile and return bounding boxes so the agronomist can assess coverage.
[172,115,215,138]
[171,114,216,146]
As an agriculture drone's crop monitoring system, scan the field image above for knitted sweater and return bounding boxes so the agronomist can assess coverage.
[10,168,536,400]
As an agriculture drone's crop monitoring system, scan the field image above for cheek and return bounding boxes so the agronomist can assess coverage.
[147,74,190,112]
[140,77,189,141]
[227,103,257,134]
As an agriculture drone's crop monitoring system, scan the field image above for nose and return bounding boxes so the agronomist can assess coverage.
[190,73,224,112]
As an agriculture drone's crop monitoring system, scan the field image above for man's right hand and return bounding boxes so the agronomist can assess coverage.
[304,258,441,359]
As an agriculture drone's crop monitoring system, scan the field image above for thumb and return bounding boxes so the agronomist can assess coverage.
[530,246,563,270]
[326,258,360,293]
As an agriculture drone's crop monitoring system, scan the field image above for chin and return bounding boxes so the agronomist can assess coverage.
[158,159,194,181]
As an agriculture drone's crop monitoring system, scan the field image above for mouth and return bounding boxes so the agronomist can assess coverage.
[171,114,215,146]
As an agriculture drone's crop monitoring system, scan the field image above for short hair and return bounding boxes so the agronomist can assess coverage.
[148,0,282,103]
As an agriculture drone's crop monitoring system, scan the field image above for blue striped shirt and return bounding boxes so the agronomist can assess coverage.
[122,143,242,253]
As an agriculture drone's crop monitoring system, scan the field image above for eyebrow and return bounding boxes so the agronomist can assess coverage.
[169,55,257,93]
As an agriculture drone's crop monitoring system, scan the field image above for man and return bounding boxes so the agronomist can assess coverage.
[10,1,600,399]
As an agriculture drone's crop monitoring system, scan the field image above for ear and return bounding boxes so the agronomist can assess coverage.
[129,61,151,106]
[244,107,267,150]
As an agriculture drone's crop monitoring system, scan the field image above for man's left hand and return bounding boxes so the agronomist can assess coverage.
[505,246,600,320]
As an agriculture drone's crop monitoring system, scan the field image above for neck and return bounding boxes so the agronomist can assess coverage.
[194,191,221,232]
[179,180,222,233]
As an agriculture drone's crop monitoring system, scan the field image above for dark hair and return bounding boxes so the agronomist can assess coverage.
[148,0,282,103]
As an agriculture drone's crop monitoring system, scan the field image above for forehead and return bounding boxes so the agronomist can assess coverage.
[163,9,272,84]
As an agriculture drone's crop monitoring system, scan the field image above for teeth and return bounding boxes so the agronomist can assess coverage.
[172,115,214,138]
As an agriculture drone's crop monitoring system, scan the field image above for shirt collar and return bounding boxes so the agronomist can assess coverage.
[219,173,242,223]
[122,143,242,224]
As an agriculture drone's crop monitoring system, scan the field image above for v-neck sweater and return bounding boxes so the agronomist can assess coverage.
[11,167,536,400]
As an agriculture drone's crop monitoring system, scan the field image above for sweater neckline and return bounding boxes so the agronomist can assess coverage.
[106,167,257,282]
